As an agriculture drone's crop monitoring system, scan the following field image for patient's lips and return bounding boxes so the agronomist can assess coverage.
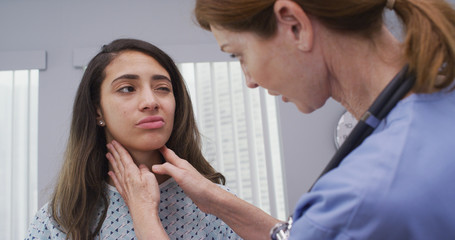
[136,116,165,129]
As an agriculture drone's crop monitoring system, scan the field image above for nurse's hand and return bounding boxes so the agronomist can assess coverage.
[154,146,279,240]
[153,146,218,214]
[106,140,169,240]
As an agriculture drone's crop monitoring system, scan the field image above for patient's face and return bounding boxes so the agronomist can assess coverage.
[97,50,175,152]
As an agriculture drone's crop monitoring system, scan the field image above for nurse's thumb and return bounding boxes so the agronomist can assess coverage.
[152,162,180,178]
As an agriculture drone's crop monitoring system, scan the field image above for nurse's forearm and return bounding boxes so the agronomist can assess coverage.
[207,186,280,240]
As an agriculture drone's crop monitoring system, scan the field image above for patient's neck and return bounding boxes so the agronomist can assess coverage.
[107,149,170,186]
[129,149,170,184]
[130,149,163,169]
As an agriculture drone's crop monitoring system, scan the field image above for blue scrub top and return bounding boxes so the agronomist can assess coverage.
[290,89,455,239]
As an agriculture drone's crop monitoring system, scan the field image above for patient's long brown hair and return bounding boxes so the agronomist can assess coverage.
[50,38,225,240]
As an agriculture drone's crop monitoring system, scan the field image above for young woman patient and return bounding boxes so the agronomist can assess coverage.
[26,38,241,240]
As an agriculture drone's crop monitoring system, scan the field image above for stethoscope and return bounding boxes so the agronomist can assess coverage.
[270,65,416,240]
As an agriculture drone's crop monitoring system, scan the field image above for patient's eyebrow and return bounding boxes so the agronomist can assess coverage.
[152,74,171,82]
[111,74,139,85]
[111,74,171,85]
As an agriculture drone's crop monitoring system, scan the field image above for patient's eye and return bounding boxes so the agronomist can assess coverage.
[118,86,135,93]
[156,86,171,92]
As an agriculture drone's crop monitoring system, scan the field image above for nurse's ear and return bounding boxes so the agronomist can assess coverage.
[274,0,314,52]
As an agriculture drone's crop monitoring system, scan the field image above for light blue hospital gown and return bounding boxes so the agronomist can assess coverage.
[26,178,241,239]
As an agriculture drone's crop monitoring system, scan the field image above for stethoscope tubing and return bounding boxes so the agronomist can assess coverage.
[310,65,416,191]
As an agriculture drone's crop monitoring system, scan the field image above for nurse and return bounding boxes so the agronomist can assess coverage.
[108,0,455,239]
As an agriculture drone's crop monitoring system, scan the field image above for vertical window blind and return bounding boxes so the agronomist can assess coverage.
[179,61,287,220]
[0,70,39,240]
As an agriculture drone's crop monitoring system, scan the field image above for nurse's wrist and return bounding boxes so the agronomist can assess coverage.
[200,181,227,215]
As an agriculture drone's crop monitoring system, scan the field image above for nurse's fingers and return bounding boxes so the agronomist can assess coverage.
[154,146,192,178]
[139,164,158,184]
[158,146,192,168]
[106,142,125,174]
[107,170,124,195]
[106,152,125,195]
[155,146,215,214]
[106,152,121,177]
[111,140,136,171]
[152,162,183,179]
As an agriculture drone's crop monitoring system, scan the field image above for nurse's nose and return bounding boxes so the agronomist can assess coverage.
[241,64,258,88]
[139,89,159,111]
[245,76,259,88]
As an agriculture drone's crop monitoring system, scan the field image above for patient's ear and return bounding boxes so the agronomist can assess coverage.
[96,107,105,126]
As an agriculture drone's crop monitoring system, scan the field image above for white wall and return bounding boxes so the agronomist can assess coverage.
[3,0,452,217]
[278,99,344,212]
